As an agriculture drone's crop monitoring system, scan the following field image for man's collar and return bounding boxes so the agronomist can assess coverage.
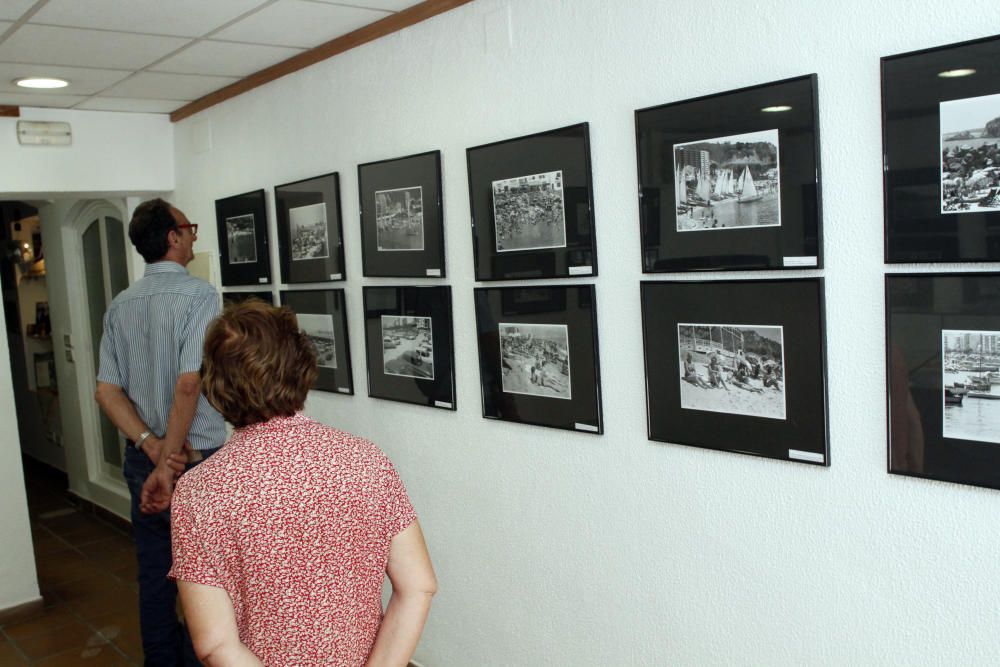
[144,260,188,276]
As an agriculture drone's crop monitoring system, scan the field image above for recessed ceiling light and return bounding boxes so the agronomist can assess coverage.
[938,68,976,78]
[15,77,69,89]
[761,105,792,113]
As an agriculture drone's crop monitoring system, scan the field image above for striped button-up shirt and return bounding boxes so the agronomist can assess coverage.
[97,261,226,451]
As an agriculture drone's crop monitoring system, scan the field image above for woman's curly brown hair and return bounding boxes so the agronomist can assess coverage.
[201,299,318,427]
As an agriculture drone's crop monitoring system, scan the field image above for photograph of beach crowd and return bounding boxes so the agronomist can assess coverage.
[942,329,1000,444]
[499,323,571,400]
[225,214,257,265]
[940,92,1000,214]
[492,170,566,252]
[677,323,785,420]
[289,203,330,261]
[381,315,434,380]
[375,186,424,251]
[673,129,781,232]
[298,313,337,369]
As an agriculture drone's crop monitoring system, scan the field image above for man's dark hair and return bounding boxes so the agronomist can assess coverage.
[129,198,177,263]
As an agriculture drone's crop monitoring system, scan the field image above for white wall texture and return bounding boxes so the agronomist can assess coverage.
[171,1,1000,663]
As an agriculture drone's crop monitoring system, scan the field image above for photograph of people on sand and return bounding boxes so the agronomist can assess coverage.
[673,129,781,232]
[289,203,329,261]
[492,170,566,252]
[677,323,785,420]
[499,323,571,400]
[942,329,1000,444]
[381,315,434,380]
[940,92,1000,214]
[225,214,257,265]
[297,313,337,370]
[375,186,424,251]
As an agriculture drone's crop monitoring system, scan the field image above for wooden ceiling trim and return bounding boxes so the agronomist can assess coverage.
[0,105,20,117]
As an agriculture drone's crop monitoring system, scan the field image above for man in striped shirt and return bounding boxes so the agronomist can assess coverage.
[96,198,226,666]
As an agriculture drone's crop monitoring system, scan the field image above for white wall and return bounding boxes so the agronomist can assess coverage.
[173,1,1000,664]
[0,309,40,611]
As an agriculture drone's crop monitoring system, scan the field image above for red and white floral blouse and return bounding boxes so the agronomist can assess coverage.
[169,413,416,666]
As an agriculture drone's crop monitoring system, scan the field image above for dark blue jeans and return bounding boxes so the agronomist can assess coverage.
[123,445,218,666]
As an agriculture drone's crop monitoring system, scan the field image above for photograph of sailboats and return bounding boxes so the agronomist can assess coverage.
[940,92,1000,214]
[942,329,1000,444]
[673,129,780,232]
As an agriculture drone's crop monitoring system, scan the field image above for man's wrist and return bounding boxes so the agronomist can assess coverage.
[134,430,153,451]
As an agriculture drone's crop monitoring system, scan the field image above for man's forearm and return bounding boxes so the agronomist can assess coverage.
[95,382,148,442]
[159,372,201,464]
[365,590,434,667]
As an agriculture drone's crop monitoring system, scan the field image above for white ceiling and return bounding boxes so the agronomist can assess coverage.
[0,0,423,115]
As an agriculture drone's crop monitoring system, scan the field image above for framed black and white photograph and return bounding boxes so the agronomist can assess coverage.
[358,151,445,278]
[222,291,273,307]
[887,273,1000,490]
[636,74,821,272]
[641,279,827,464]
[275,172,345,283]
[215,189,270,286]
[883,34,1000,262]
[362,286,454,410]
[467,123,596,280]
[280,289,354,395]
[475,285,602,434]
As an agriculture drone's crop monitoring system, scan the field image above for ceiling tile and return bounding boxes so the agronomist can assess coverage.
[0,63,131,95]
[101,71,239,101]
[0,24,191,70]
[151,40,304,77]
[0,1,35,21]
[213,0,390,48]
[0,92,87,108]
[30,0,270,38]
[308,0,422,12]
[75,97,187,113]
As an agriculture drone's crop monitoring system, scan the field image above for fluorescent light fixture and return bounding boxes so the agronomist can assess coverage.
[761,105,792,113]
[938,68,976,78]
[14,77,69,89]
[17,120,72,146]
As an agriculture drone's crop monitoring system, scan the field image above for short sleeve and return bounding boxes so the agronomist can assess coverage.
[178,287,221,374]
[379,455,417,539]
[169,481,224,588]
[96,311,122,386]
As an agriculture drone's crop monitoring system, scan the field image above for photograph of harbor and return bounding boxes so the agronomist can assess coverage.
[381,315,434,380]
[225,214,257,265]
[375,186,424,251]
[940,92,1000,214]
[499,323,571,400]
[677,323,785,420]
[492,170,566,252]
[298,313,337,369]
[289,203,329,261]
[673,129,781,232]
[942,329,1000,443]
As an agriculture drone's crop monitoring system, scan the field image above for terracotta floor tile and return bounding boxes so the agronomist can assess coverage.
[58,521,127,548]
[76,535,135,560]
[2,603,78,640]
[33,531,70,557]
[0,638,29,665]
[36,549,105,587]
[111,559,138,585]
[67,582,138,620]
[13,620,108,660]
[48,572,122,604]
[33,643,131,666]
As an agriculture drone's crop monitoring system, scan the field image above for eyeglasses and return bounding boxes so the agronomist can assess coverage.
[175,223,199,234]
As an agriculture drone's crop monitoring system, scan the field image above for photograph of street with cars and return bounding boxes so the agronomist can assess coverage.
[381,315,434,380]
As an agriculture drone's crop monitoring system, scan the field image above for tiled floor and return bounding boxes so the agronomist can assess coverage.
[1,461,142,665]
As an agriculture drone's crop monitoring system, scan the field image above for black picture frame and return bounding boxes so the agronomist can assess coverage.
[466,123,597,281]
[280,289,354,395]
[636,74,822,272]
[362,286,455,410]
[215,189,271,286]
[882,35,1000,263]
[886,273,1000,490]
[358,151,445,278]
[474,284,602,434]
[641,278,828,464]
[275,172,346,283]
[222,290,273,306]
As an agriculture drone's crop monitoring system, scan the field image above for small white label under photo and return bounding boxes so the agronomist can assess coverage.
[783,256,818,267]
[568,265,593,276]
[330,273,342,280]
[258,277,268,283]
[426,268,441,277]
[337,387,350,394]
[574,422,599,432]
[435,400,452,409]
[788,449,824,463]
